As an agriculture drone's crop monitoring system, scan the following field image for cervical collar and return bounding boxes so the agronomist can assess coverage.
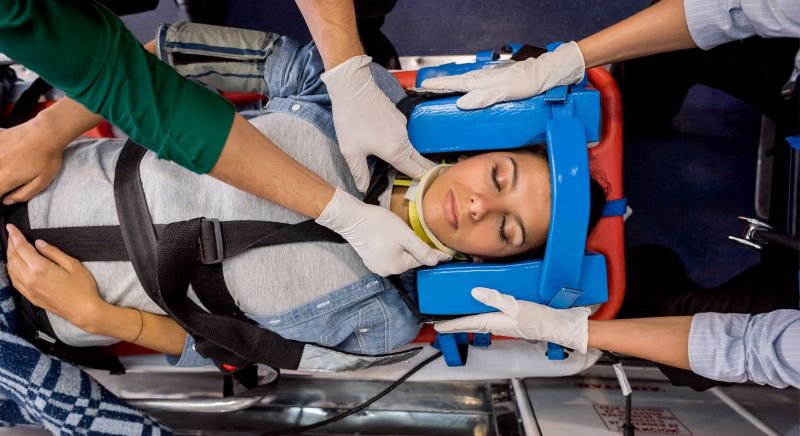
[403,164,460,257]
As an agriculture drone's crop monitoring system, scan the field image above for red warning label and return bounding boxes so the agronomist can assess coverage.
[593,404,693,435]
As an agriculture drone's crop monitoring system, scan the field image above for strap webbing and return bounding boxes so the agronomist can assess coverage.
[395,91,461,120]
[17,219,344,263]
[112,141,315,369]
[4,139,424,371]
[114,143,161,302]
[0,77,51,128]
[602,198,628,217]
[154,218,306,368]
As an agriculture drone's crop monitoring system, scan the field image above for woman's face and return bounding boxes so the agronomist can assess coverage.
[422,151,551,258]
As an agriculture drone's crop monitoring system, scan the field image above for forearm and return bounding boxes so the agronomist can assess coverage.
[588,316,693,369]
[295,0,364,70]
[0,0,234,174]
[31,98,103,147]
[86,304,186,356]
[28,39,154,148]
[578,0,696,68]
[209,114,335,218]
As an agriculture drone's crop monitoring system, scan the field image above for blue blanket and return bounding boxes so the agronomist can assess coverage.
[0,259,171,435]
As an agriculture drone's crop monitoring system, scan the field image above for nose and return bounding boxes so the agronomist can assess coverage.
[467,193,500,221]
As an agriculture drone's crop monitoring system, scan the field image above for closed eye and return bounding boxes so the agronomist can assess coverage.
[491,164,501,191]
[499,215,508,243]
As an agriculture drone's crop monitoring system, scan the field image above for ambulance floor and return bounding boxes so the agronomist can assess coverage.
[7,365,798,435]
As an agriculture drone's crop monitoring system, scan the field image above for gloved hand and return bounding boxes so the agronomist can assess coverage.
[321,55,434,192]
[435,287,590,353]
[316,187,451,276]
[0,118,67,205]
[421,41,586,110]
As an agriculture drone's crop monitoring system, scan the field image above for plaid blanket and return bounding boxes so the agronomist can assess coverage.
[0,258,171,435]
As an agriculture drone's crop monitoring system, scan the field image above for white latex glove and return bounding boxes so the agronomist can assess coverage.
[321,55,434,192]
[435,287,590,353]
[316,187,451,276]
[421,41,586,110]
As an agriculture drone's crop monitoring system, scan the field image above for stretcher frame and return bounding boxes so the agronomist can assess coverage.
[3,63,625,412]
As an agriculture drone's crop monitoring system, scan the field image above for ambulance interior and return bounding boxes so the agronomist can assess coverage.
[0,1,798,435]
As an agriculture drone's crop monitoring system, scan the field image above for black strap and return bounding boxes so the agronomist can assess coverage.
[0,205,125,374]
[14,215,344,263]
[0,78,52,128]
[510,45,548,61]
[111,140,349,370]
[0,65,15,106]
[114,143,162,303]
[362,160,391,206]
[2,138,426,372]
[395,90,462,120]
[153,218,307,368]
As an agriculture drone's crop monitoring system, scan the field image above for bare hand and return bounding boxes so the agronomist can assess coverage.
[0,118,67,205]
[5,223,107,331]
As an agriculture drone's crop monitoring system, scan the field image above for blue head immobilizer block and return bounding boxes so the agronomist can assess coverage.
[409,43,607,365]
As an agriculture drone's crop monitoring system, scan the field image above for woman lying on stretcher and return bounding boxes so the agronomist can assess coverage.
[0,23,605,365]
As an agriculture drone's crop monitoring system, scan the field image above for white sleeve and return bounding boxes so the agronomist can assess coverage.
[683,0,800,49]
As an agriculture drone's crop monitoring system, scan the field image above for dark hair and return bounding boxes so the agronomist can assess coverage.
[588,177,608,234]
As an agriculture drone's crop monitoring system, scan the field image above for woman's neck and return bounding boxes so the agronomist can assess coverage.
[389,185,411,227]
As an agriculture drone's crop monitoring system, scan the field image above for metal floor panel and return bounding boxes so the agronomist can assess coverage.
[120,375,518,435]
[525,376,799,436]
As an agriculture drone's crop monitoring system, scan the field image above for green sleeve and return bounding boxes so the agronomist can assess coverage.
[0,0,234,173]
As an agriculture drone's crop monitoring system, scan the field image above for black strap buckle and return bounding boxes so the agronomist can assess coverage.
[199,218,225,264]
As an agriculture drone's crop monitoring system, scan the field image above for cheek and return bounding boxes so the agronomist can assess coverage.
[446,221,501,256]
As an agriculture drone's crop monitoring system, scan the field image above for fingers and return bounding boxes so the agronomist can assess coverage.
[344,155,371,193]
[33,239,77,272]
[392,252,423,276]
[420,76,472,92]
[434,312,506,334]
[403,232,450,267]
[5,229,29,277]
[388,144,435,180]
[0,177,25,205]
[420,69,492,93]
[3,177,47,205]
[374,246,449,277]
[455,86,509,110]
[471,287,520,315]
[5,224,42,271]
[421,66,509,91]
[433,250,452,263]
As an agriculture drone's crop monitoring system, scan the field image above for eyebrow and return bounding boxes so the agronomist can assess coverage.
[508,156,518,189]
[507,156,525,245]
[514,214,526,245]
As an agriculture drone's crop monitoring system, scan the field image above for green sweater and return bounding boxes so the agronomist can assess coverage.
[0,0,234,173]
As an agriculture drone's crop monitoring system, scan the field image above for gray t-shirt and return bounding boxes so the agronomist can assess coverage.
[30,113,394,347]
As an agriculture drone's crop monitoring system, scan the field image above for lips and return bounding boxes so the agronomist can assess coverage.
[444,189,459,229]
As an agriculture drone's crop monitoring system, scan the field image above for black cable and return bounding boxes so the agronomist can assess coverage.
[260,351,443,436]
[624,395,634,436]
[603,351,635,436]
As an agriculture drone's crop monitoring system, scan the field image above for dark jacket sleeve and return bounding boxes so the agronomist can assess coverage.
[0,0,234,173]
